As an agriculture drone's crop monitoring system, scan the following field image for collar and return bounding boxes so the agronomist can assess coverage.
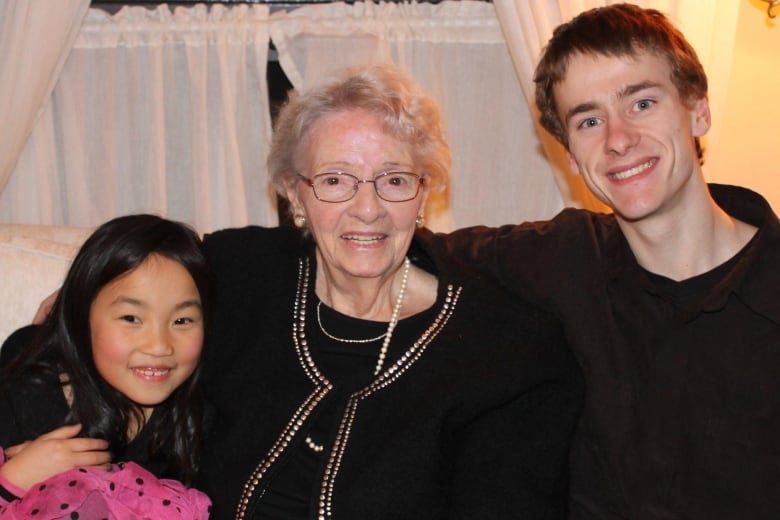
[709,184,780,324]
[604,184,780,324]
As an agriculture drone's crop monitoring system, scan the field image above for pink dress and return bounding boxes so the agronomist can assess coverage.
[0,461,211,519]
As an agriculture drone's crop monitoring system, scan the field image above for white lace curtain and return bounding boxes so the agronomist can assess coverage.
[0,0,89,196]
[0,3,273,233]
[0,0,738,232]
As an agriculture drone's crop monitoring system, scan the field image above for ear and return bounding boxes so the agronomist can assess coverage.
[419,175,431,207]
[690,97,711,137]
[566,150,581,176]
[414,174,433,222]
[284,177,304,216]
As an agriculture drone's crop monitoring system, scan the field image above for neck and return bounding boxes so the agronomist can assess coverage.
[315,254,410,321]
[618,191,756,281]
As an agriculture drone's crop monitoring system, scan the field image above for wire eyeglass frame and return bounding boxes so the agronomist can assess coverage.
[297,171,424,203]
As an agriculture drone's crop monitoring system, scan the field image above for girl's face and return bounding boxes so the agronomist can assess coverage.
[89,254,203,418]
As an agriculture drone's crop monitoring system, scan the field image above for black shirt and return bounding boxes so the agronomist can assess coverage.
[422,184,780,519]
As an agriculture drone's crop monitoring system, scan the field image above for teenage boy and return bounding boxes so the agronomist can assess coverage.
[421,4,780,519]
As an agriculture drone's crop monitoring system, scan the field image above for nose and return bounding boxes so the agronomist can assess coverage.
[139,325,174,357]
[348,179,385,222]
[605,117,639,156]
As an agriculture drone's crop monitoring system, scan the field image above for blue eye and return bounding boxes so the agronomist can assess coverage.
[635,99,654,111]
[578,117,600,129]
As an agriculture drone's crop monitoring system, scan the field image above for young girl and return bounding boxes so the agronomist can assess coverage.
[0,214,212,518]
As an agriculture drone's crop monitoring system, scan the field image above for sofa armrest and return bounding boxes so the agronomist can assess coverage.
[0,225,92,346]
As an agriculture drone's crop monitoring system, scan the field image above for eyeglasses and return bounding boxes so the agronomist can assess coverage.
[297,171,424,203]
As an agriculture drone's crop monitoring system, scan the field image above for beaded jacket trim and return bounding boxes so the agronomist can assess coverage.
[234,257,462,519]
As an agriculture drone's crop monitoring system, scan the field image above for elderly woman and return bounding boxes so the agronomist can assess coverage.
[196,64,582,519]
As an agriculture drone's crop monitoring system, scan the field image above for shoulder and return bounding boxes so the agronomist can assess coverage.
[417,208,616,254]
[418,235,564,340]
[0,367,66,446]
[204,225,301,254]
[201,227,307,341]
[203,226,308,271]
[508,208,617,243]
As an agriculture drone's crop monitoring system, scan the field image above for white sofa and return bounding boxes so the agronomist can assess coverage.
[0,223,94,346]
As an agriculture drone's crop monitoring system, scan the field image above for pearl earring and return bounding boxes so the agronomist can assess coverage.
[293,214,306,228]
[415,215,425,229]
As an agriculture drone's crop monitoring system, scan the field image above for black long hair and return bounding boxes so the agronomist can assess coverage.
[1,214,212,485]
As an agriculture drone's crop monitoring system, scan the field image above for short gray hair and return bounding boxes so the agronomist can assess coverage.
[268,63,451,215]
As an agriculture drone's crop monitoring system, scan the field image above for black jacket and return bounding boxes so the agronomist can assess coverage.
[197,226,583,519]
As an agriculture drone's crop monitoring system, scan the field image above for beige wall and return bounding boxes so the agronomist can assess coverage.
[706,1,780,212]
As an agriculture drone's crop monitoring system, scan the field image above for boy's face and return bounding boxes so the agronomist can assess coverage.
[553,50,710,224]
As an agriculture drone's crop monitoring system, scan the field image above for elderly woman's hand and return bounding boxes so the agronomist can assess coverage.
[32,289,59,325]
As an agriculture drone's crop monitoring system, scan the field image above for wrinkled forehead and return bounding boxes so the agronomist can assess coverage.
[296,108,416,172]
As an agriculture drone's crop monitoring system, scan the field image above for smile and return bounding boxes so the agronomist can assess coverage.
[133,367,172,378]
[342,234,386,245]
[610,158,657,181]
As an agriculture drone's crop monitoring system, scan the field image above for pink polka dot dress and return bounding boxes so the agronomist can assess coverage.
[0,462,211,519]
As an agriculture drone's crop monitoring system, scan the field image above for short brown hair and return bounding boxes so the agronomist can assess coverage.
[534,3,707,157]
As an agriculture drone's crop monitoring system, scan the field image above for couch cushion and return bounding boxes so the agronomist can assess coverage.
[0,223,93,247]
[0,234,84,346]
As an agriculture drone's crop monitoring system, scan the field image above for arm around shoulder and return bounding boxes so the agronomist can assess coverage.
[418,210,602,310]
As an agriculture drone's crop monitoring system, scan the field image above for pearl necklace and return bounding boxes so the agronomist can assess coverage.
[314,256,411,375]
[303,257,409,454]
[374,256,410,375]
[305,436,324,453]
[316,301,387,343]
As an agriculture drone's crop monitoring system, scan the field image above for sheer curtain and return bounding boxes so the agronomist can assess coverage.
[3,1,734,231]
[0,3,274,233]
[270,0,565,231]
[494,0,740,210]
[0,0,89,193]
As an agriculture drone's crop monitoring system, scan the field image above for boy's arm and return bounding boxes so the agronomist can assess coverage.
[418,210,599,312]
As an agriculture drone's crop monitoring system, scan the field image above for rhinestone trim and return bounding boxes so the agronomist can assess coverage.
[319,284,462,519]
[234,257,462,519]
[235,259,333,519]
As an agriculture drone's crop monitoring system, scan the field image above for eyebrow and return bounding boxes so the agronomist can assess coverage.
[111,296,202,311]
[175,300,203,311]
[563,80,662,125]
[317,161,412,172]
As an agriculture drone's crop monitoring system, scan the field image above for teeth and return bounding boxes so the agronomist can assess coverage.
[612,159,655,180]
[343,235,383,244]
[136,368,170,377]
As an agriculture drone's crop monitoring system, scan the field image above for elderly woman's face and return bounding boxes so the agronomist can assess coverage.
[286,108,427,281]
